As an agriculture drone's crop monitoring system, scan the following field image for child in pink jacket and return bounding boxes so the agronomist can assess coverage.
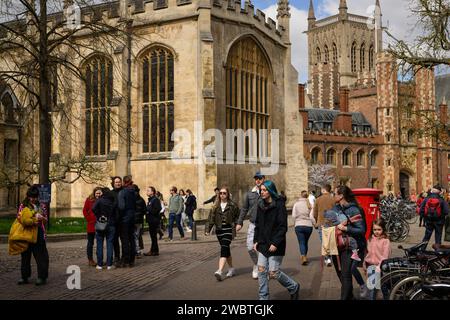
[364,218,391,300]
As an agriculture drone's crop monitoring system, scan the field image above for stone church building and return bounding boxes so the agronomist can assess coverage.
[301,0,450,197]
[0,0,307,216]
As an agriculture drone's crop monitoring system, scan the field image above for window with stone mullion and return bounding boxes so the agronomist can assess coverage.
[84,57,113,157]
[142,48,174,153]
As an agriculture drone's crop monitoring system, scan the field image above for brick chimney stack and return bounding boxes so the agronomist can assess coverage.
[298,83,309,130]
[334,87,352,132]
[439,97,448,126]
[298,83,305,110]
[339,88,349,112]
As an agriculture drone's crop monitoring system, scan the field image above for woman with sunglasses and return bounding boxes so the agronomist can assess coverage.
[205,187,240,281]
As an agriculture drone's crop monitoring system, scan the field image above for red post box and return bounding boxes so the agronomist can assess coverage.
[352,188,383,240]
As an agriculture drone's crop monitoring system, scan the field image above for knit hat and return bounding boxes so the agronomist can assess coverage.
[262,180,280,200]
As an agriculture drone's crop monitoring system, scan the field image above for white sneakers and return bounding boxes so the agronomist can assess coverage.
[96,265,103,270]
[107,266,115,270]
[214,270,223,281]
[226,268,236,278]
[324,257,333,267]
[252,265,258,279]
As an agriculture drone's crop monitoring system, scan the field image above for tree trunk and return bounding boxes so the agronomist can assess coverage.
[39,0,51,185]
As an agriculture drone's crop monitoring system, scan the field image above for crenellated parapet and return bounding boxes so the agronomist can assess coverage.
[211,0,285,42]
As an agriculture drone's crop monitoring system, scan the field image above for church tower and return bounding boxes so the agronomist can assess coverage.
[305,0,383,109]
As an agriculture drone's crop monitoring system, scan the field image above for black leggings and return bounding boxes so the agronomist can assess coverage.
[21,227,49,280]
[216,224,233,258]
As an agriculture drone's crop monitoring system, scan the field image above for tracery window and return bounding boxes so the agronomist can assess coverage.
[84,56,113,156]
[141,47,175,153]
[225,37,271,158]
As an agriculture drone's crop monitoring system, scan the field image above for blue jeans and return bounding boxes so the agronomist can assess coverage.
[96,225,115,267]
[295,226,313,256]
[423,221,444,245]
[168,213,184,240]
[186,214,194,230]
[257,253,299,300]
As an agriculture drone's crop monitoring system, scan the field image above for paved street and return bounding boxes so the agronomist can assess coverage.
[0,218,438,300]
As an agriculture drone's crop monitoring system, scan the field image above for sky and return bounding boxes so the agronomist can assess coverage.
[255,0,448,83]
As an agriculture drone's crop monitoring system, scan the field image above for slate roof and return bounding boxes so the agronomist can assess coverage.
[306,108,373,131]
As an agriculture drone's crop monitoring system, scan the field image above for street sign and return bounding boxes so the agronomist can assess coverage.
[38,184,51,203]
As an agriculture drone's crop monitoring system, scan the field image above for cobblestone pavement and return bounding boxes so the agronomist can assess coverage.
[0,218,440,300]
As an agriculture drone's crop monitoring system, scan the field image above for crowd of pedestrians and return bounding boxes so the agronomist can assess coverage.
[7,173,449,301]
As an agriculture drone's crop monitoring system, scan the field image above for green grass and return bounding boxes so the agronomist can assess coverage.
[0,217,87,235]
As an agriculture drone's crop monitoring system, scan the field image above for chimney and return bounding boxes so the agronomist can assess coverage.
[339,88,349,112]
[334,87,352,132]
[440,97,448,126]
[298,83,305,110]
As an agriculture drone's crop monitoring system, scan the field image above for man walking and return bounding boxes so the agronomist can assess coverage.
[167,186,185,241]
[419,185,449,246]
[236,171,265,279]
[117,176,137,267]
[313,184,335,267]
[185,189,197,231]
[110,176,123,264]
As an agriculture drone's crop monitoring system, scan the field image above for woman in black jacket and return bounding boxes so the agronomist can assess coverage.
[253,180,300,300]
[144,186,162,256]
[92,188,117,270]
[205,187,240,281]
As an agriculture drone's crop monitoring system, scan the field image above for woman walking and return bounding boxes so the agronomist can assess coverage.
[11,186,49,285]
[205,187,240,281]
[92,188,117,270]
[292,190,316,266]
[83,187,102,267]
[156,192,166,240]
[254,180,300,300]
[331,185,367,300]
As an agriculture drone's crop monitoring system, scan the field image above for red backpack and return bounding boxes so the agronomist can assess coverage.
[423,198,442,220]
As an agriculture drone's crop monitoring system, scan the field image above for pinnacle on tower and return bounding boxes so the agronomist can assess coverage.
[63,0,74,9]
[277,0,291,19]
[308,0,316,29]
[308,0,315,20]
[338,0,348,20]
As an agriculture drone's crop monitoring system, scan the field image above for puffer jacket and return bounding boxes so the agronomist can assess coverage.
[205,201,240,233]
[254,198,287,257]
[335,202,367,251]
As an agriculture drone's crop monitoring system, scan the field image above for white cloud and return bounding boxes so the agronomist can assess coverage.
[263,5,309,83]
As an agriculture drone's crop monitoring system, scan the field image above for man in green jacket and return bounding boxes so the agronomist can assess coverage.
[167,186,185,241]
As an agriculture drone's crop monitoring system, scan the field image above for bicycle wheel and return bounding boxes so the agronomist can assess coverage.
[406,213,418,225]
[389,275,422,300]
[380,270,414,300]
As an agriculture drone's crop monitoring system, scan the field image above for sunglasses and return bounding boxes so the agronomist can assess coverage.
[219,192,228,195]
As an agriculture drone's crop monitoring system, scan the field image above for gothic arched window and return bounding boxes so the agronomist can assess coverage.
[332,43,338,64]
[141,47,175,153]
[370,150,378,167]
[326,148,336,166]
[311,147,321,165]
[342,149,352,167]
[0,92,15,123]
[226,37,271,158]
[351,42,357,72]
[360,43,366,71]
[324,45,329,63]
[407,129,414,143]
[357,150,365,167]
[369,45,374,71]
[83,55,113,156]
[316,47,321,63]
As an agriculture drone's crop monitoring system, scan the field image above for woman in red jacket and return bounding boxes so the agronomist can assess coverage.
[83,187,103,266]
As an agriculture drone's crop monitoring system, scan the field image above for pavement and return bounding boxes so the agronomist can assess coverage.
[0,217,444,300]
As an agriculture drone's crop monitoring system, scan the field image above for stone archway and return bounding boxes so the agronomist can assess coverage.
[399,171,410,199]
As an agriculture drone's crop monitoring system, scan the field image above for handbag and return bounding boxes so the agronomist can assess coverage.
[335,213,363,251]
[95,216,108,232]
[9,218,38,243]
